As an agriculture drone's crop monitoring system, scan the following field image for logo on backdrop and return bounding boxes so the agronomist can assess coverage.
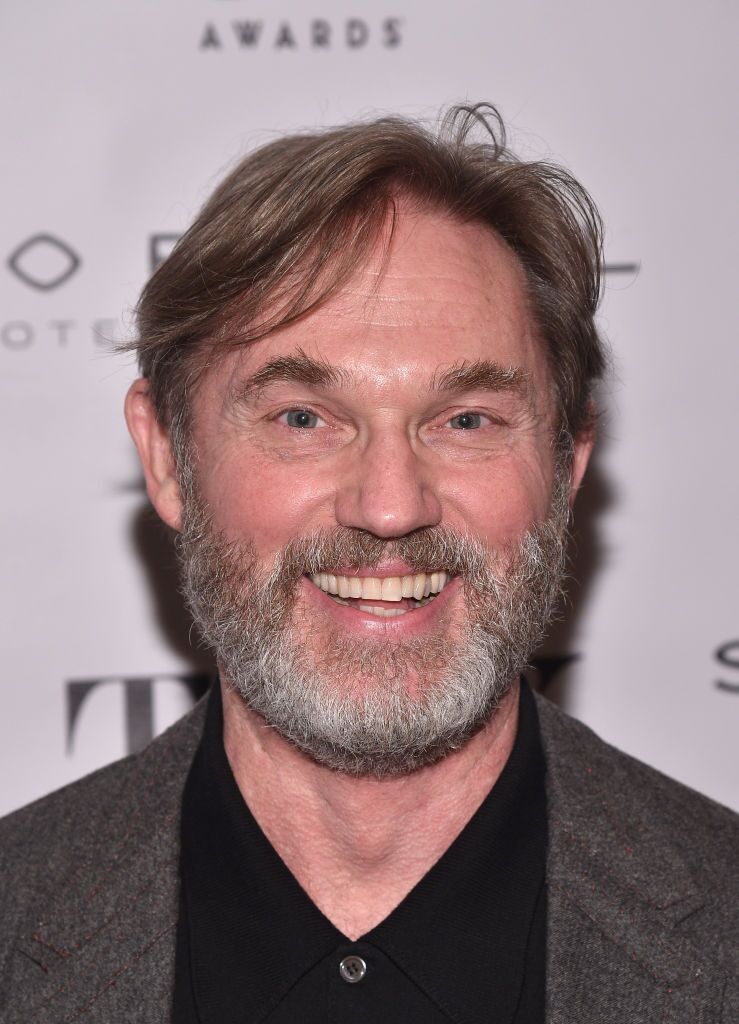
[2,231,123,352]
[150,233,180,271]
[715,640,739,693]
[198,9,403,51]
[0,317,118,352]
[64,657,576,757]
[7,233,81,291]
[66,674,212,755]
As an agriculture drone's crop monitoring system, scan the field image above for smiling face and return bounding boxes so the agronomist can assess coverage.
[127,203,592,773]
[191,205,561,552]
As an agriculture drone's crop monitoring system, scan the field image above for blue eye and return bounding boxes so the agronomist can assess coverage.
[449,412,483,430]
[284,409,319,428]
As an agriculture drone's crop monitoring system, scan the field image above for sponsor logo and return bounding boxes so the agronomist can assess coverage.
[199,15,403,51]
[602,261,640,287]
[602,262,639,274]
[715,640,739,693]
[66,674,212,755]
[3,233,116,351]
[0,318,119,351]
[7,233,81,291]
[150,233,180,271]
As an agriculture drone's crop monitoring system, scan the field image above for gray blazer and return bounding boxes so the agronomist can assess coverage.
[0,694,736,1023]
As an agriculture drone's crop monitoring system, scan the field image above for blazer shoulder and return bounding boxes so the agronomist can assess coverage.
[0,697,207,918]
[536,692,732,819]
[535,692,739,997]
[535,692,738,848]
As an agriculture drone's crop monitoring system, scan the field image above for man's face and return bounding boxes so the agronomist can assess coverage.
[163,207,586,773]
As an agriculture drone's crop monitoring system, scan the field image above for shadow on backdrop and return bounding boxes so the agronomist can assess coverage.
[531,447,616,711]
[130,503,216,677]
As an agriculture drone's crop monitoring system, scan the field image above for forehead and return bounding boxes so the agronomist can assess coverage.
[199,205,550,405]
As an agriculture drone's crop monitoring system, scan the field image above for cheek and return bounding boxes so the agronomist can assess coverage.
[444,454,555,547]
[196,449,332,554]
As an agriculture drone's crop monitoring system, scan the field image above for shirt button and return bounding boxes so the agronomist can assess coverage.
[338,954,367,983]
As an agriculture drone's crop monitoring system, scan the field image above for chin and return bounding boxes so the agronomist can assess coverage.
[224,619,516,778]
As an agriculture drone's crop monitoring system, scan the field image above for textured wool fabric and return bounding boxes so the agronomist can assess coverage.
[0,689,737,1022]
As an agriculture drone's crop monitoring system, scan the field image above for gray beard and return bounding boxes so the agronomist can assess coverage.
[176,468,571,777]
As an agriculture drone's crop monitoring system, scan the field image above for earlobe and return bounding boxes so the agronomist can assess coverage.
[568,428,595,508]
[124,379,184,531]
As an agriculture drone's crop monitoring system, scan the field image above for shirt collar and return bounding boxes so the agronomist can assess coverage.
[366,679,546,1022]
[179,678,546,1024]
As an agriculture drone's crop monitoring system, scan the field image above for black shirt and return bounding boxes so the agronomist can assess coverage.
[173,680,547,1023]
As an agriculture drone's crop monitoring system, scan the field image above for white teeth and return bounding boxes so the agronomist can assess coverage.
[362,577,383,600]
[309,571,451,603]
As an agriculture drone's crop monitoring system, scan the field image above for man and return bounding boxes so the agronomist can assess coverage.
[0,105,736,1023]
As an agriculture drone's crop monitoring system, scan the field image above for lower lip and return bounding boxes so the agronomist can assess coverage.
[300,575,461,636]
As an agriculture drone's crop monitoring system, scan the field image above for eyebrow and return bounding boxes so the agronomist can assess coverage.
[232,353,350,403]
[232,353,530,405]
[432,359,530,396]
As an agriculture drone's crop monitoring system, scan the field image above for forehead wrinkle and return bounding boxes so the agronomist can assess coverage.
[315,292,500,331]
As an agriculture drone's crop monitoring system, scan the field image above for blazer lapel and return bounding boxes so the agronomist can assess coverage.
[12,833,180,1024]
[9,701,207,1024]
[536,694,727,1023]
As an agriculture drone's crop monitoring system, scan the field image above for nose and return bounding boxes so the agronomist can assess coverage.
[334,431,442,538]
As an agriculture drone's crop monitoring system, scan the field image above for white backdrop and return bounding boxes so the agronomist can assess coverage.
[1,0,737,816]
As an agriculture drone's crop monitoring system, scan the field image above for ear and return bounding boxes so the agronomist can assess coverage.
[567,427,595,509]
[124,379,184,531]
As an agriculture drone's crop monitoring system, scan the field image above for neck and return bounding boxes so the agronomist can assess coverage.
[222,677,520,939]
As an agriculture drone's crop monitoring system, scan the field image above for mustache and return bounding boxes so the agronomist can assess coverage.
[179,471,571,616]
[270,524,504,593]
